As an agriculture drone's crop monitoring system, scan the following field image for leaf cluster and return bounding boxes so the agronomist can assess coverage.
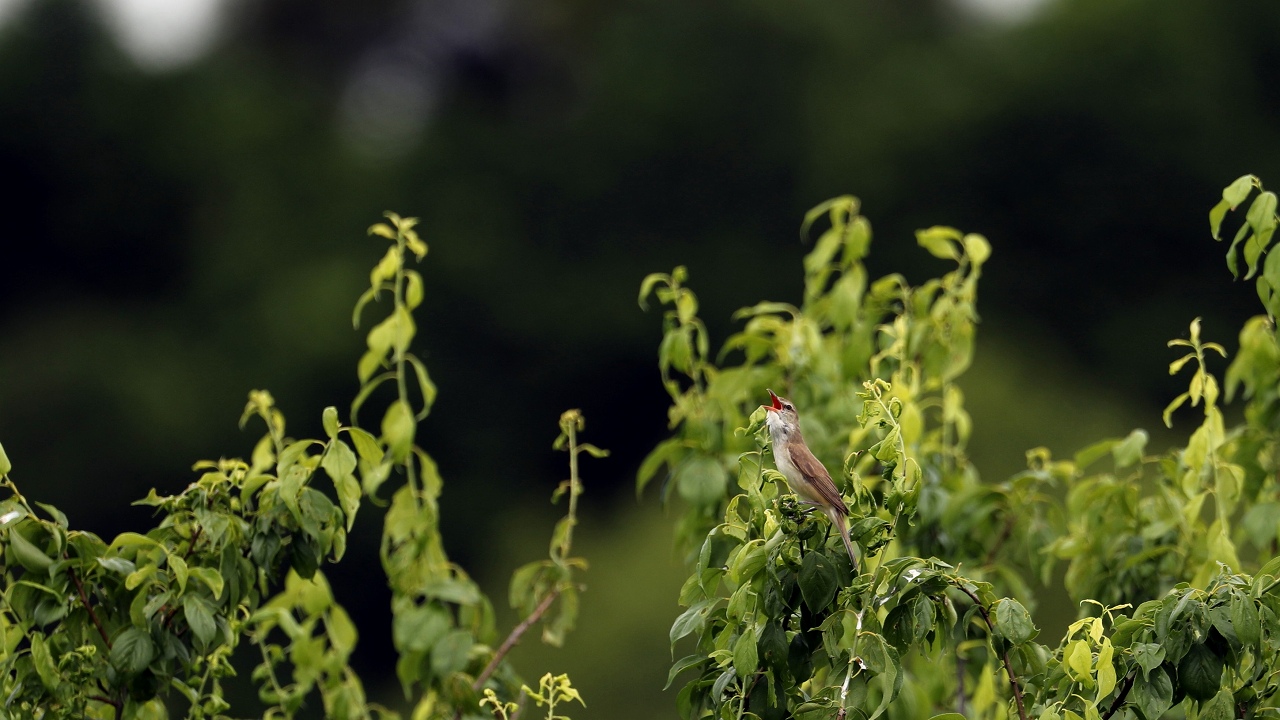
[645,184,1280,720]
[0,213,595,720]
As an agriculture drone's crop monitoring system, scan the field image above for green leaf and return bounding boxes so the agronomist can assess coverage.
[1095,640,1116,703]
[327,605,358,657]
[1200,689,1234,720]
[30,633,58,691]
[1132,643,1165,680]
[111,626,156,675]
[382,399,416,463]
[321,440,361,530]
[993,598,1037,645]
[1223,175,1256,208]
[1162,392,1189,428]
[351,286,380,329]
[1209,199,1231,241]
[728,539,767,584]
[393,603,450,653]
[1231,595,1260,647]
[125,564,156,591]
[322,406,340,439]
[405,354,438,420]
[357,350,384,385]
[8,526,53,573]
[1132,666,1172,720]
[676,291,698,324]
[883,602,915,651]
[1226,219,1251,278]
[543,583,578,646]
[429,629,473,677]
[1264,241,1280,309]
[859,632,900,720]
[370,246,401,286]
[184,595,216,646]
[1177,643,1223,700]
[509,560,548,611]
[733,626,758,679]
[799,550,838,613]
[1244,231,1264,280]
[665,654,705,690]
[97,556,136,575]
[757,620,788,674]
[334,473,361,532]
[675,456,727,506]
[1066,639,1091,682]
[404,230,428,259]
[916,226,962,260]
[188,566,225,600]
[132,700,168,720]
[405,269,425,310]
[169,553,188,594]
[638,271,668,310]
[670,599,718,646]
[346,426,384,465]
[1074,438,1117,470]
[1246,190,1278,236]
[963,234,991,266]
[1112,429,1148,469]
[732,301,799,320]
[0,441,10,475]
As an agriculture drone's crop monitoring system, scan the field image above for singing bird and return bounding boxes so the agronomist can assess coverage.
[764,389,858,568]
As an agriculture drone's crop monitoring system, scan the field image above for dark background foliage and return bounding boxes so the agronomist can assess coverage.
[1,0,1278,715]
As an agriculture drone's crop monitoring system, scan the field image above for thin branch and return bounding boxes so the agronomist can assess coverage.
[472,589,562,690]
[1101,672,1136,720]
[90,693,124,719]
[68,566,112,650]
[835,656,856,720]
[182,525,203,562]
[835,610,865,720]
[956,585,1029,720]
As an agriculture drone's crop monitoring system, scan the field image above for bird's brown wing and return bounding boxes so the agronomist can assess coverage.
[787,438,848,515]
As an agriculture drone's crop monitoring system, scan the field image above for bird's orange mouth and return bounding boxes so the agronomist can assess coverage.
[766,389,782,412]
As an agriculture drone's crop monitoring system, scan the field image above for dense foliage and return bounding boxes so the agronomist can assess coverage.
[3,175,1280,720]
[644,177,1280,720]
[0,216,593,719]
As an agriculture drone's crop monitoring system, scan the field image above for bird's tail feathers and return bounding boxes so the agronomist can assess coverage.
[831,509,859,573]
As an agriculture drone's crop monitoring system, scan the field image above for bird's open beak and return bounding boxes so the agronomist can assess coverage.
[765,389,782,412]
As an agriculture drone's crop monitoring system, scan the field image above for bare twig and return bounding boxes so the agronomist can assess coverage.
[472,589,562,690]
[68,566,112,650]
[1101,671,1136,720]
[182,525,203,562]
[90,693,123,718]
[956,585,1029,720]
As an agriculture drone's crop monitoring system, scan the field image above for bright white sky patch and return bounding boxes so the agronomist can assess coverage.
[92,0,225,71]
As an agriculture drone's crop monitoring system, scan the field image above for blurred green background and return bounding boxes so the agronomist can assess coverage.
[1,0,1279,716]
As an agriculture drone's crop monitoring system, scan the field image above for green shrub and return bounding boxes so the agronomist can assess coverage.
[4,177,1280,720]
[645,178,1280,720]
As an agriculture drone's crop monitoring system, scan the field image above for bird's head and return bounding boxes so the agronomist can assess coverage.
[764,389,799,434]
